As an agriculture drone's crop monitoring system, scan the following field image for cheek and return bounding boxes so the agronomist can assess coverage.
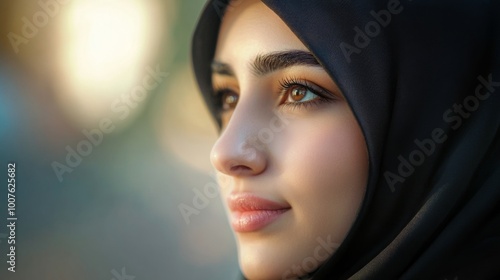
[278,109,368,236]
[281,109,368,187]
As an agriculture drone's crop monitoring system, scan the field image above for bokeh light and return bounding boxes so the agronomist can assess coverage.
[55,0,169,126]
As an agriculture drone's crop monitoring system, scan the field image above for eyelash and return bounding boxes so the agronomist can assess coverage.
[278,77,335,111]
[213,83,237,112]
[213,77,336,113]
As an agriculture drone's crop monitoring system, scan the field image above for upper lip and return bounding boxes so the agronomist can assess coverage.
[227,193,291,212]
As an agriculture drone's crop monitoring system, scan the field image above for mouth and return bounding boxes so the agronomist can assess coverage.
[227,193,291,233]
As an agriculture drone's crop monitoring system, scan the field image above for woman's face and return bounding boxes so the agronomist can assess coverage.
[211,0,369,279]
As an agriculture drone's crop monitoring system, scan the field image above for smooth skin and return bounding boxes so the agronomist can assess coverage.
[210,0,369,279]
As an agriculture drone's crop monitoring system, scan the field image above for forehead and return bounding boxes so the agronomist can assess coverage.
[214,0,308,64]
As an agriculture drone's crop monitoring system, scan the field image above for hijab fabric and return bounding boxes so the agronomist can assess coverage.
[192,0,500,279]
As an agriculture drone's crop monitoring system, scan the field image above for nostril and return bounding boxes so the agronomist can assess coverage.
[229,165,252,175]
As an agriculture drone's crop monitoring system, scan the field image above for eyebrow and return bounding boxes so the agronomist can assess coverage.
[211,50,321,77]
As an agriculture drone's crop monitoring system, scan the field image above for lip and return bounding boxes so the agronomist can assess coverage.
[227,193,291,232]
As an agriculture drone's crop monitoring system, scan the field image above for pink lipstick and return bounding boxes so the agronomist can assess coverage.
[227,193,291,232]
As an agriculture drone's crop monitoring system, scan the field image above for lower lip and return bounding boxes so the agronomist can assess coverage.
[231,209,289,232]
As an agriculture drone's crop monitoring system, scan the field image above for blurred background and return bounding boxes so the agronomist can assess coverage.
[0,0,240,279]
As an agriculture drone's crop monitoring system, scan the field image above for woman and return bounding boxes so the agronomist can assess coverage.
[192,0,500,279]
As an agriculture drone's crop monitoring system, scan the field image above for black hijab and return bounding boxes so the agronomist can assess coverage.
[192,0,500,279]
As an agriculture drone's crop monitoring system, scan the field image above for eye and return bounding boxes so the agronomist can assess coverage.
[286,85,319,103]
[220,89,239,111]
[278,78,335,110]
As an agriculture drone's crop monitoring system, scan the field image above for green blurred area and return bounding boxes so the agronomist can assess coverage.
[0,1,238,279]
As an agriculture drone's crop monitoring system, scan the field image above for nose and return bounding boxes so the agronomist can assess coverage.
[210,103,268,177]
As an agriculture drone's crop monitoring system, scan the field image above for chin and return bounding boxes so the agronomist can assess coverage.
[235,237,287,279]
[236,237,321,280]
[239,254,285,280]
